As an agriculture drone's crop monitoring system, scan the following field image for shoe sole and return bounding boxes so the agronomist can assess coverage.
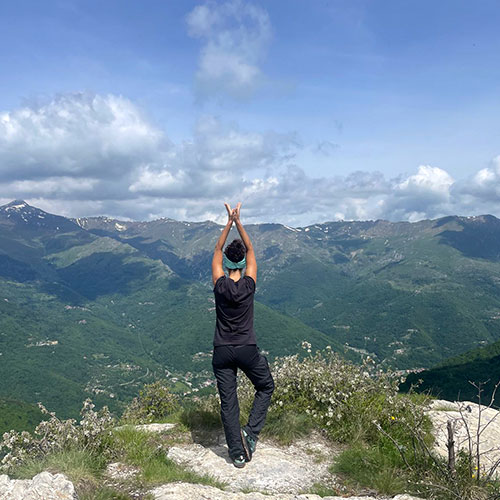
[240,428,252,462]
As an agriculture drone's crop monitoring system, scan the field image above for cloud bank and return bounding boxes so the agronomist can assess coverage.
[0,92,498,226]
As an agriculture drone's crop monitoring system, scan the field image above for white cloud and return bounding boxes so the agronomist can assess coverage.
[454,156,500,201]
[474,167,496,186]
[377,165,455,221]
[0,92,166,182]
[2,92,500,226]
[0,92,171,203]
[396,165,454,199]
[186,0,271,99]
[7,177,98,196]
[129,166,189,196]
[448,156,500,216]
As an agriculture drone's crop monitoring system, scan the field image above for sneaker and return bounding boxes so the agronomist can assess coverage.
[240,428,256,462]
[232,454,246,468]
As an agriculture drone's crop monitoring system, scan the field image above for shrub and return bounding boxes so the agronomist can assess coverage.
[178,395,221,431]
[121,380,180,424]
[234,343,429,444]
[0,399,115,473]
[181,343,430,450]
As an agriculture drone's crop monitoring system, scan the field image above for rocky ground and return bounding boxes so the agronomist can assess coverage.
[165,428,342,494]
[0,420,422,500]
[0,471,75,500]
[5,399,500,500]
[149,483,422,500]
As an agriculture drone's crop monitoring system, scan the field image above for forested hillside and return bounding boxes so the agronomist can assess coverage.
[3,199,500,429]
[402,336,500,404]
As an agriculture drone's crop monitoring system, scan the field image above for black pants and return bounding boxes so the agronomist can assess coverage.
[212,344,275,459]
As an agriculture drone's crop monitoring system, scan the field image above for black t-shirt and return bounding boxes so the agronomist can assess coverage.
[213,275,257,346]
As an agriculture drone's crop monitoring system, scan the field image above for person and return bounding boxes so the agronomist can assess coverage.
[211,202,275,468]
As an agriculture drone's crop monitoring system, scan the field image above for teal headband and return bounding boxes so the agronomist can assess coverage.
[223,254,246,270]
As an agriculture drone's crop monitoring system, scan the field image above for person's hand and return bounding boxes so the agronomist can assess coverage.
[232,202,241,222]
[225,203,235,223]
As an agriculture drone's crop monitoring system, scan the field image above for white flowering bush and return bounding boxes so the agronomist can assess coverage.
[78,399,115,452]
[242,343,424,442]
[191,343,429,445]
[0,399,115,473]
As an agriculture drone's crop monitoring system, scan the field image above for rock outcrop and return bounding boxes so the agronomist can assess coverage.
[0,471,76,500]
[165,430,340,494]
[149,482,422,500]
[429,399,500,474]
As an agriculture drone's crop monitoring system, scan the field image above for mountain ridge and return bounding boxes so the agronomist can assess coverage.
[3,199,500,427]
[3,198,497,230]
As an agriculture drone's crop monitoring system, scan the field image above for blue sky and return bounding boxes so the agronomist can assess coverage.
[1,0,500,224]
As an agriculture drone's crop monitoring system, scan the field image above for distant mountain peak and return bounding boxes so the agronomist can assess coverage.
[1,199,30,211]
[0,199,81,232]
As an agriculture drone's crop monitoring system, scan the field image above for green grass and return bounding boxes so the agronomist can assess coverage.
[332,444,409,495]
[77,485,133,500]
[177,399,316,446]
[10,447,107,483]
[110,426,226,489]
[331,438,500,500]
[306,482,343,497]
[8,447,131,499]
[7,424,227,498]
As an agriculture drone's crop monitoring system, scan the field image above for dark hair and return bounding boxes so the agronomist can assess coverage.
[224,238,246,263]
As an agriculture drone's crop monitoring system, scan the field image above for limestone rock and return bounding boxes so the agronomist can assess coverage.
[149,482,423,500]
[0,471,76,500]
[166,431,342,494]
[428,399,500,475]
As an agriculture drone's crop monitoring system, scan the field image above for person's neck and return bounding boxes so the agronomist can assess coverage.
[228,270,242,282]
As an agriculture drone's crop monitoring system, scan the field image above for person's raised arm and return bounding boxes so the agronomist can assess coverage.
[212,203,234,286]
[233,203,257,285]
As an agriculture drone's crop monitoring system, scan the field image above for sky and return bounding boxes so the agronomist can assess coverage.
[1,0,500,225]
